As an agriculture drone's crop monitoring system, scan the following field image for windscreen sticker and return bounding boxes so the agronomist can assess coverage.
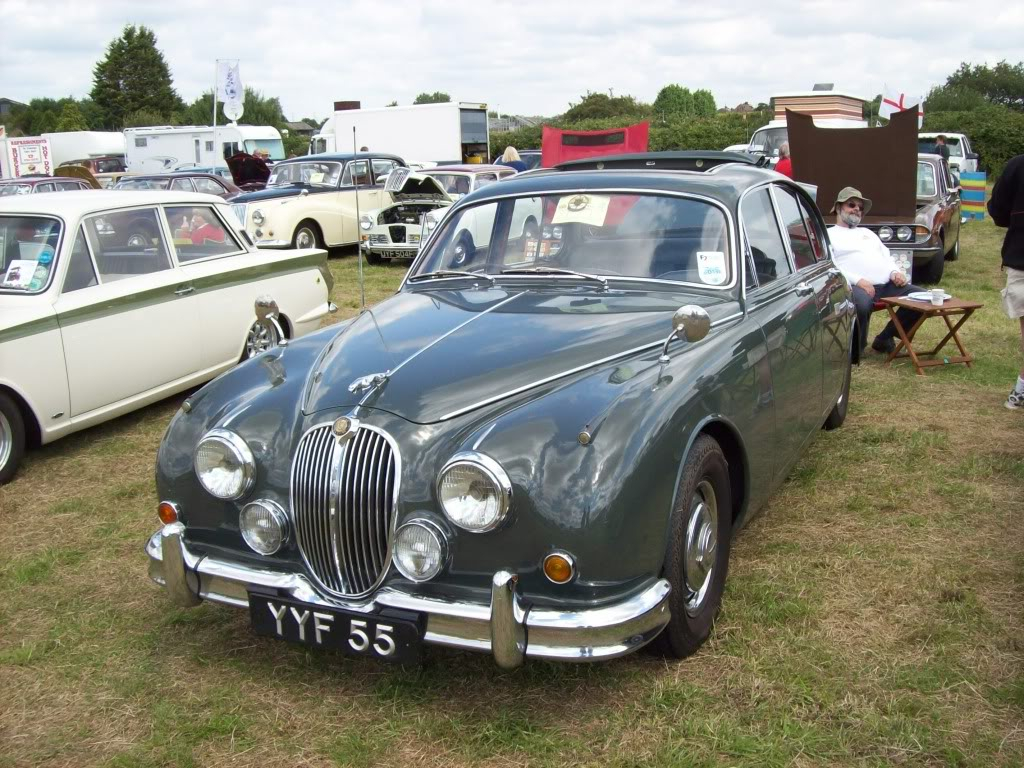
[551,194,611,226]
[307,172,325,184]
[2,259,38,288]
[696,251,727,285]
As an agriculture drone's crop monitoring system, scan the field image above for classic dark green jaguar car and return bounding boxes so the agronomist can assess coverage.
[147,152,855,667]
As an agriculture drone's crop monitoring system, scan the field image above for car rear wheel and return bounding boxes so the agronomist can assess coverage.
[292,221,322,250]
[0,392,26,486]
[242,318,281,360]
[655,434,732,659]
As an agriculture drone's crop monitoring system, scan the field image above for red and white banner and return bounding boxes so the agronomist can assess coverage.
[880,85,924,128]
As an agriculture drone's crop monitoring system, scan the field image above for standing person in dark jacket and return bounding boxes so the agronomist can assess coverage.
[988,153,1024,410]
[497,146,528,173]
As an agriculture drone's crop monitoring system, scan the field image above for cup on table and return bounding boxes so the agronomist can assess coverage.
[930,288,945,306]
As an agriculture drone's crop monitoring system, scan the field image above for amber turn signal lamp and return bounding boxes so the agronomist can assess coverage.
[543,552,575,584]
[157,501,179,525]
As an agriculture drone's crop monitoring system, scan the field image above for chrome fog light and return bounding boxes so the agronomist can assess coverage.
[897,226,913,241]
[438,452,512,532]
[240,500,288,555]
[878,226,893,242]
[252,209,265,226]
[194,429,255,500]
[394,520,447,581]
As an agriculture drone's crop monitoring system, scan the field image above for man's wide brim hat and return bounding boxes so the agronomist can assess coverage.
[830,186,872,214]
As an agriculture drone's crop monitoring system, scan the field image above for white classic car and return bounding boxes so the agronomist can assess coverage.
[358,169,453,262]
[0,190,337,484]
[421,164,517,200]
[230,153,407,250]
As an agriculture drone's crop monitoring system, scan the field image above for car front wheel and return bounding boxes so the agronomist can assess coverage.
[0,392,26,486]
[292,221,322,250]
[914,250,945,284]
[656,433,732,659]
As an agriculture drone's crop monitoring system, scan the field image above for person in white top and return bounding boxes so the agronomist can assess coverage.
[827,187,924,354]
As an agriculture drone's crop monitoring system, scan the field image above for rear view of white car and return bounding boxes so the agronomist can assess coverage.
[0,190,337,484]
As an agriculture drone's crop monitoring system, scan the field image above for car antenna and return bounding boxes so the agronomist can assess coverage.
[352,126,365,310]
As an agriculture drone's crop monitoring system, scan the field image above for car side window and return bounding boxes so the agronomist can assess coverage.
[371,159,398,182]
[165,205,240,262]
[474,173,498,190]
[773,187,816,270]
[740,187,792,286]
[193,177,226,195]
[342,161,370,186]
[35,183,55,193]
[170,177,194,192]
[62,226,98,293]
[82,208,172,282]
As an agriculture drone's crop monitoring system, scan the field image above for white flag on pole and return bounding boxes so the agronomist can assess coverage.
[879,84,924,128]
[216,61,243,105]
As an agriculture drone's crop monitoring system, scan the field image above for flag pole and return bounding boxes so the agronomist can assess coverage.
[352,126,365,310]
[212,60,218,167]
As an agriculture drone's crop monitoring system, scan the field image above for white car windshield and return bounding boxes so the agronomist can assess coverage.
[267,161,342,187]
[424,173,471,196]
[750,127,788,156]
[0,215,63,293]
[412,193,731,288]
[0,184,32,196]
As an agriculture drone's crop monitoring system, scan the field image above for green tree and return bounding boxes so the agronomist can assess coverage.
[692,89,716,117]
[90,25,184,129]
[562,91,647,121]
[413,92,451,104]
[925,84,988,112]
[53,102,90,132]
[124,108,177,128]
[182,88,287,127]
[945,61,1024,110]
[653,85,694,117]
[385,101,398,107]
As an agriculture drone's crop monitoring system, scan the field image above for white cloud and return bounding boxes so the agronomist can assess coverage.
[1,0,1021,121]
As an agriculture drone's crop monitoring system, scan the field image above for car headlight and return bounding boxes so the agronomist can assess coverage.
[437,452,512,532]
[240,500,288,555]
[360,214,374,231]
[424,212,439,232]
[897,226,913,242]
[878,226,893,242]
[194,429,256,500]
[393,520,448,581]
[252,209,265,226]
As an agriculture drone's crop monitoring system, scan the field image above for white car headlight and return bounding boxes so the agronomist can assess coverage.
[897,226,913,242]
[424,212,439,232]
[240,500,288,555]
[393,520,448,581]
[194,429,256,500]
[437,452,512,532]
[878,226,893,242]
[252,209,265,226]
[360,214,374,231]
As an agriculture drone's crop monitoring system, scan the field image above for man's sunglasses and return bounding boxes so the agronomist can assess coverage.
[843,201,864,211]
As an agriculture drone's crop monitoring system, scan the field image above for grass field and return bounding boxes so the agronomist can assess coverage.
[1,218,1022,767]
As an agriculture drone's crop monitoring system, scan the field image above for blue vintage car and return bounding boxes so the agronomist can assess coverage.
[147,152,855,667]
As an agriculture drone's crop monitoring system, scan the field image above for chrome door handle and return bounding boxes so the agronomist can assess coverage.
[827,268,841,280]
[174,285,195,296]
[795,282,814,296]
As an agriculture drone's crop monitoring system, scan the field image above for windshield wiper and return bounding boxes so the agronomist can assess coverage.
[408,270,495,285]
[500,266,608,288]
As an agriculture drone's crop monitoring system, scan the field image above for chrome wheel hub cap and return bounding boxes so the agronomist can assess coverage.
[296,229,315,249]
[126,234,148,247]
[245,320,277,358]
[0,410,11,471]
[684,479,718,616]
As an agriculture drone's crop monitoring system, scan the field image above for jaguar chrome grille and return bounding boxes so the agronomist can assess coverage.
[291,424,399,596]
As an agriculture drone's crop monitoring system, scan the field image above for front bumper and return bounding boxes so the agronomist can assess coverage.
[147,523,671,668]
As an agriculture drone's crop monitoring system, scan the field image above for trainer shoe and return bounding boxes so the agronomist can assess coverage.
[1006,390,1024,410]
[871,336,896,355]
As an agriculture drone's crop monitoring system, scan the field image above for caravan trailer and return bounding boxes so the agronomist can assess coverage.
[124,125,285,173]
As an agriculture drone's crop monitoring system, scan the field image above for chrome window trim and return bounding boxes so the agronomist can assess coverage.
[0,212,67,296]
[402,188,738,293]
[736,181,799,297]
[437,451,513,532]
[766,184,799,277]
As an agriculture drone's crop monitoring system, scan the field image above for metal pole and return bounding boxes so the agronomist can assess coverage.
[212,60,218,167]
[352,126,365,309]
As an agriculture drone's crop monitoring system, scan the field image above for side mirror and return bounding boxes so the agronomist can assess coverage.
[254,295,288,348]
[966,152,979,161]
[659,305,711,363]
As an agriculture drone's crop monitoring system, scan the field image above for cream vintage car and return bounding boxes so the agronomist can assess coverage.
[230,153,407,250]
[358,169,453,262]
[0,190,337,484]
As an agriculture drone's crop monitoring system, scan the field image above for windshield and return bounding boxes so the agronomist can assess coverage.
[0,184,32,196]
[918,137,963,157]
[424,173,471,196]
[243,139,285,161]
[267,161,342,187]
[917,162,937,197]
[750,127,788,156]
[412,193,731,288]
[0,215,62,293]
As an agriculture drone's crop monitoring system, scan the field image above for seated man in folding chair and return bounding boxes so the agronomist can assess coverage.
[827,187,924,355]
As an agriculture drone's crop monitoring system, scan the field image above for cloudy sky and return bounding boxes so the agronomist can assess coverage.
[2,0,1022,122]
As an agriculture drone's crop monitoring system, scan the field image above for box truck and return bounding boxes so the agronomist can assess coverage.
[310,102,489,164]
[43,131,126,168]
[123,125,285,173]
